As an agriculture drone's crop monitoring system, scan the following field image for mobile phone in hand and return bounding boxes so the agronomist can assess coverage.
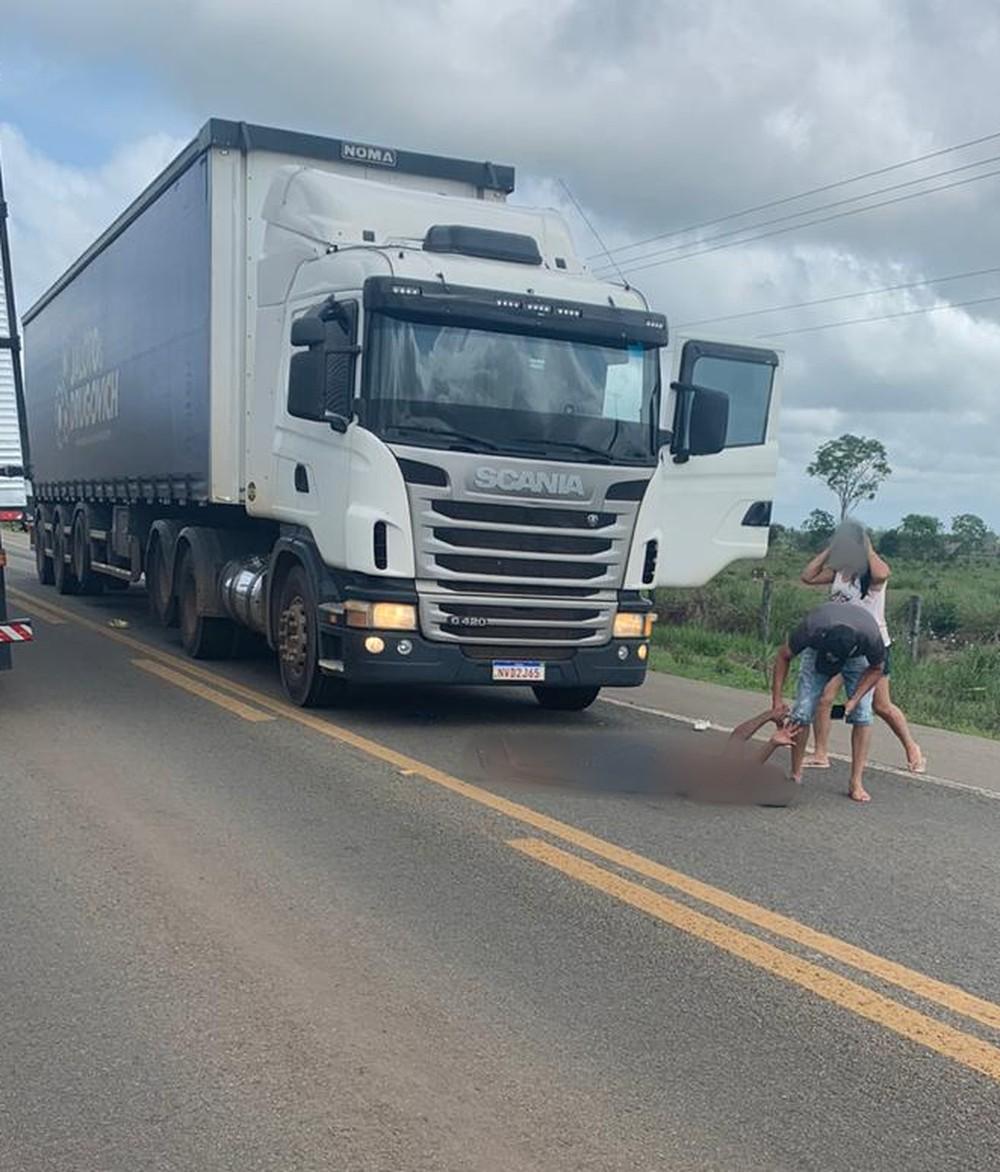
[830,703,847,720]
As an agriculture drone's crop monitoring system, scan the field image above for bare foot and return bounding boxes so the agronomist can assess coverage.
[790,774,803,785]
[803,755,831,769]
[848,786,871,803]
[907,747,927,774]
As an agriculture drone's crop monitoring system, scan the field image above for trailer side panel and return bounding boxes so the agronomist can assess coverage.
[23,155,212,503]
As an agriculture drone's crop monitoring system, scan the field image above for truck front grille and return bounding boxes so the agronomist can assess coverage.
[397,448,650,648]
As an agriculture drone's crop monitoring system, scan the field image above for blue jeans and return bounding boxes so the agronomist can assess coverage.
[791,649,875,727]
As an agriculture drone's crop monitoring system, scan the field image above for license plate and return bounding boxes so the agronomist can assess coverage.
[492,660,545,683]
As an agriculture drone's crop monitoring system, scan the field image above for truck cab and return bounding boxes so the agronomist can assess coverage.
[242,164,781,707]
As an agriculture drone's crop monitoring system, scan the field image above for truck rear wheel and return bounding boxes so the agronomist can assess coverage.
[276,565,339,707]
[146,536,177,626]
[34,513,54,586]
[532,685,601,712]
[177,549,236,660]
[52,512,78,596]
[71,512,104,595]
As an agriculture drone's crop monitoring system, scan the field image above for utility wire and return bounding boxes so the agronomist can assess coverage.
[676,265,1000,328]
[557,178,629,286]
[588,125,1000,262]
[755,293,1000,338]
[592,152,1000,277]
[601,164,1000,278]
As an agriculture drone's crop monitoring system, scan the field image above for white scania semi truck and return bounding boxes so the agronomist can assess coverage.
[23,119,781,709]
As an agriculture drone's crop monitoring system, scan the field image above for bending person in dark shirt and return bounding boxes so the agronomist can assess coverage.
[771,601,886,802]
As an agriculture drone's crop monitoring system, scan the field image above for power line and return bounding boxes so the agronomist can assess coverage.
[592,151,1000,277]
[676,265,1000,328]
[601,163,1000,279]
[755,293,1000,338]
[557,178,629,286]
[588,125,1000,262]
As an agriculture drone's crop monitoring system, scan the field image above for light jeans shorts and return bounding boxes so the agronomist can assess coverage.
[791,648,875,727]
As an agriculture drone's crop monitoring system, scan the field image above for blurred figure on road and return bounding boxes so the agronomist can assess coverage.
[772,599,886,801]
[800,521,925,774]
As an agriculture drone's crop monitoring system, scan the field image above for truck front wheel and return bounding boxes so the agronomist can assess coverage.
[276,565,339,708]
[177,549,236,660]
[532,685,601,712]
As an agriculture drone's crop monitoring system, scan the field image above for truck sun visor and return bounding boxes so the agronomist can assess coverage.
[423,225,543,266]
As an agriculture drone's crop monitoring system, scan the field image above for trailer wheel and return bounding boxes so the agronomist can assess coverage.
[177,549,236,660]
[71,511,104,595]
[146,536,177,626]
[531,685,601,712]
[34,513,54,586]
[276,565,339,707]
[52,512,78,596]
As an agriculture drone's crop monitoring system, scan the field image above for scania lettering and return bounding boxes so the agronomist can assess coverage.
[21,118,782,711]
[472,468,586,497]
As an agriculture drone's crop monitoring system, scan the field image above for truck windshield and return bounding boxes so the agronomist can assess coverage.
[364,315,660,465]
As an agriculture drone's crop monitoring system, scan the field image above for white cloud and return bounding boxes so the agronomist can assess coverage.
[0,124,186,311]
[3,0,1000,526]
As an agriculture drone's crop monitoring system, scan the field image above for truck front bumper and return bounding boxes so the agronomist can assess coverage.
[319,625,648,689]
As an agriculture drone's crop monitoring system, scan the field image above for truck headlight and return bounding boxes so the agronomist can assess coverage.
[613,611,656,639]
[345,601,418,631]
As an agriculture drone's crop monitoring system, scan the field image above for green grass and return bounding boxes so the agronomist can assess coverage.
[650,547,1000,740]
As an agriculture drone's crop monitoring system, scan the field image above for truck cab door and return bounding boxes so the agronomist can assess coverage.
[626,337,781,588]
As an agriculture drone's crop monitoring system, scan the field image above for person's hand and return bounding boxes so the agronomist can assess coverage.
[769,702,791,724]
[844,697,858,718]
[771,724,797,747]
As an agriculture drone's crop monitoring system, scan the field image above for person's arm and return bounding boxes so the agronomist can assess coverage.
[865,532,891,586]
[771,643,794,708]
[753,723,797,764]
[729,705,787,744]
[801,547,835,586]
[844,663,884,716]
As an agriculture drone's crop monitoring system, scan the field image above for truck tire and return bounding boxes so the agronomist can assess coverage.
[71,511,104,595]
[276,564,339,707]
[52,512,78,596]
[146,535,177,626]
[177,549,236,660]
[532,685,601,712]
[34,514,54,586]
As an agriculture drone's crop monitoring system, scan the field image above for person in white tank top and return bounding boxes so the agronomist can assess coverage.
[800,524,926,774]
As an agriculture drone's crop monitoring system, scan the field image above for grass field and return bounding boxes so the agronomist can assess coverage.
[651,548,1000,740]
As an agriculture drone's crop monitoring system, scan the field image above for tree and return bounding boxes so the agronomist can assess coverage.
[950,513,992,556]
[801,508,835,550]
[898,513,945,561]
[806,434,891,520]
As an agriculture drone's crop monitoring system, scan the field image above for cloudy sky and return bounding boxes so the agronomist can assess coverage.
[2,0,999,529]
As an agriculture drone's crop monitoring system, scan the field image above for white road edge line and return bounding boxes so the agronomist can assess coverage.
[599,696,1000,803]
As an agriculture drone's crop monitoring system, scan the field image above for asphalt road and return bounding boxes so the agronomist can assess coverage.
[2,535,999,1171]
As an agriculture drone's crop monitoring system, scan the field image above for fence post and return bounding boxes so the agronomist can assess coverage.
[758,574,773,646]
[907,594,923,662]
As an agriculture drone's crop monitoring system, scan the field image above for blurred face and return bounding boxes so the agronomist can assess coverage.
[828,521,868,577]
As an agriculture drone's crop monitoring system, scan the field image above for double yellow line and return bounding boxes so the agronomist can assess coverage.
[10,583,1000,1083]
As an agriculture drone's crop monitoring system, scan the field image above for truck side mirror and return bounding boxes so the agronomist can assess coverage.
[669,381,729,463]
[290,316,326,348]
[287,350,327,422]
[287,306,359,433]
[688,386,729,456]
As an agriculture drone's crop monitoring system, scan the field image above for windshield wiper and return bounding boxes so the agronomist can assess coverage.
[507,438,613,464]
[390,423,499,452]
